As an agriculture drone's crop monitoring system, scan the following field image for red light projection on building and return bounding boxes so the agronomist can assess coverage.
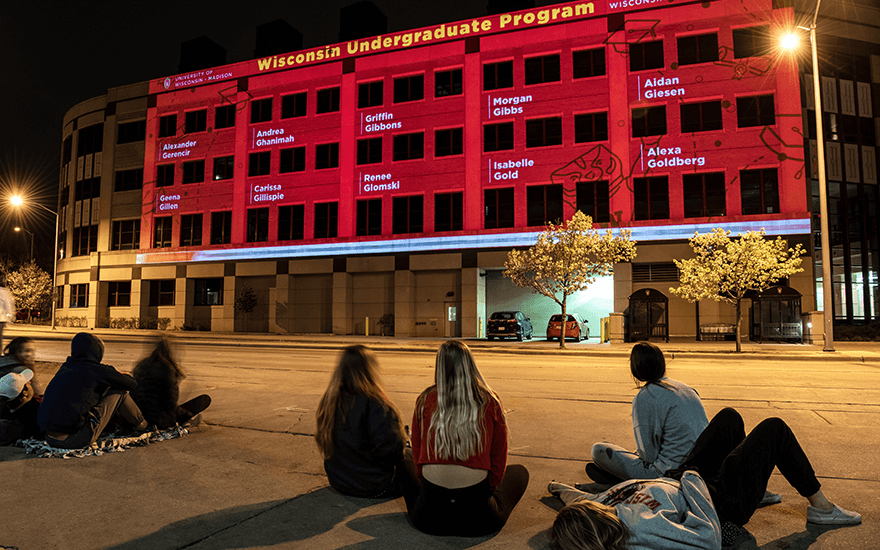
[138,0,807,264]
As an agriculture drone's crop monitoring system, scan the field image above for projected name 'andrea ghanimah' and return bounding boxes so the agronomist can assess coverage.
[254,128,295,147]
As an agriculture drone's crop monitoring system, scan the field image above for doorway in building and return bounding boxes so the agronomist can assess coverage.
[627,288,669,342]
[444,301,461,337]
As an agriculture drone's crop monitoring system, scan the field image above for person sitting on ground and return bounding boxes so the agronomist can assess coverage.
[1,336,38,377]
[586,341,708,486]
[130,336,211,429]
[37,332,149,449]
[548,407,861,550]
[0,369,43,445]
[315,344,409,498]
[400,340,530,537]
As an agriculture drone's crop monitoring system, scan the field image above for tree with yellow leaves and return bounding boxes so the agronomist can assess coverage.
[504,211,637,349]
[669,229,805,352]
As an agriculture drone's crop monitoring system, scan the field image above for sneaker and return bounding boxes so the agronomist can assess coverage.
[547,481,566,498]
[759,490,782,506]
[585,463,625,485]
[806,504,862,525]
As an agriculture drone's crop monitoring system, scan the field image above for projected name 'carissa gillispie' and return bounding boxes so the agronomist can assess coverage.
[252,184,284,203]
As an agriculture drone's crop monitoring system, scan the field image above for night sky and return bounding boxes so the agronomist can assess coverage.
[2,0,554,265]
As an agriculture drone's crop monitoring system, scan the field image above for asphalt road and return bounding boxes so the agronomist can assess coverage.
[3,336,878,549]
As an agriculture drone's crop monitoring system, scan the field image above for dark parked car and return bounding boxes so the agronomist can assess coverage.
[546,313,589,342]
[487,311,533,341]
[15,308,41,322]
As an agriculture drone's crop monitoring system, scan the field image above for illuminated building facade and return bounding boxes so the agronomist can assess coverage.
[54,0,880,340]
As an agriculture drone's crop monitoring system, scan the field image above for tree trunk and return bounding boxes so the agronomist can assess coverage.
[735,299,742,353]
[559,299,567,349]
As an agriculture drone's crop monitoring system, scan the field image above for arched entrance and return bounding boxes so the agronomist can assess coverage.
[749,286,803,343]
[626,288,669,342]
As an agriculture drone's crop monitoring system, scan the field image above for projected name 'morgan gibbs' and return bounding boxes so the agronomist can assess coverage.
[489,95,533,117]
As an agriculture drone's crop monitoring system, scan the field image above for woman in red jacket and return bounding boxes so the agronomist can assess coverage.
[401,340,529,536]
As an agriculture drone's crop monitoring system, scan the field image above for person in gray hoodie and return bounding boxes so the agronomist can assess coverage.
[37,333,148,449]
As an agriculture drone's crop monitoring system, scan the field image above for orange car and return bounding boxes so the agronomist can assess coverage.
[546,313,589,341]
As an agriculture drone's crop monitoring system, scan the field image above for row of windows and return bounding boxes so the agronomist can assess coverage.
[149,167,779,249]
[62,278,218,308]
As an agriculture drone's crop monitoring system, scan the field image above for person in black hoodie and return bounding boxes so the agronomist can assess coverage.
[37,333,148,449]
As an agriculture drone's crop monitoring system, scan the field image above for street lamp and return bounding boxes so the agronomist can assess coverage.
[782,0,834,351]
[13,227,34,261]
[10,195,60,330]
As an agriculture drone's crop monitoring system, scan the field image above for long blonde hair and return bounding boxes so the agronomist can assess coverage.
[417,340,504,461]
[315,345,405,459]
[550,501,631,550]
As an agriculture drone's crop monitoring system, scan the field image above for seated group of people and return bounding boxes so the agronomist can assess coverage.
[0,333,210,449]
[315,340,862,547]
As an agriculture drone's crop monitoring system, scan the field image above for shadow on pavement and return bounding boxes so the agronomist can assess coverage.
[337,513,496,549]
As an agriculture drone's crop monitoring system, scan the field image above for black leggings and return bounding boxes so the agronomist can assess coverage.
[677,408,821,526]
[399,455,529,537]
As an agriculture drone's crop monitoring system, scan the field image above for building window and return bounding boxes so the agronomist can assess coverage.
[251,98,273,123]
[356,199,382,236]
[114,168,143,192]
[314,202,338,238]
[111,219,140,251]
[182,160,205,184]
[677,33,718,65]
[392,195,423,234]
[154,217,173,248]
[213,156,234,181]
[435,192,463,232]
[210,211,232,245]
[683,172,726,217]
[248,151,271,176]
[315,143,339,169]
[316,87,340,113]
[117,120,146,144]
[394,74,424,103]
[485,188,515,229]
[278,204,304,241]
[157,164,174,187]
[740,168,779,215]
[526,117,562,148]
[194,278,223,306]
[215,105,235,129]
[573,48,606,79]
[72,225,98,256]
[525,54,560,85]
[732,25,769,58]
[576,181,610,223]
[180,214,203,247]
[574,112,609,143]
[246,207,269,242]
[435,68,462,97]
[357,138,383,165]
[435,128,463,157]
[108,281,131,307]
[358,80,384,108]
[149,279,175,306]
[70,284,89,308]
[681,101,723,133]
[484,61,514,90]
[158,115,176,138]
[56,285,64,308]
[62,135,72,166]
[527,184,564,226]
[279,147,306,173]
[185,109,207,133]
[630,40,664,71]
[281,92,307,118]
[484,122,514,152]
[633,176,670,220]
[632,106,667,137]
[74,177,100,201]
[737,95,775,127]
[77,124,104,156]
[393,132,424,161]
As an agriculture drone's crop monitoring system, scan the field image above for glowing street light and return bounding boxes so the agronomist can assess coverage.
[10,195,60,330]
[781,0,834,351]
[13,227,34,261]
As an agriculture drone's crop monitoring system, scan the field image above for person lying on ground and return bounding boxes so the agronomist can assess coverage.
[548,407,861,550]
[37,333,149,449]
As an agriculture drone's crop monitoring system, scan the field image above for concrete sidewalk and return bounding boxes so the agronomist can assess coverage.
[1,326,878,550]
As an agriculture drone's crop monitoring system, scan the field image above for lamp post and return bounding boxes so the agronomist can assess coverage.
[10,196,60,330]
[783,0,834,351]
[14,227,34,262]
